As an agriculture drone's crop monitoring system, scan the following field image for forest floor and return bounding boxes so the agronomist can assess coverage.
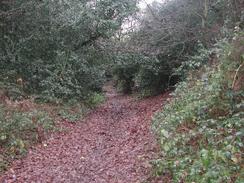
[0,84,170,183]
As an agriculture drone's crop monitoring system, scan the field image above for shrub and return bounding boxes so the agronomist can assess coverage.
[113,54,140,93]
[0,82,25,101]
[134,62,171,97]
[152,34,244,182]
[113,70,136,94]
[113,53,173,96]
[34,50,106,103]
[85,92,106,108]
[58,108,84,123]
[174,43,212,80]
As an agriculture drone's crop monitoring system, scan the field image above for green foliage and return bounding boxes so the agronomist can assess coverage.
[113,53,171,96]
[152,35,244,182]
[0,82,25,101]
[58,105,86,123]
[112,0,243,97]
[134,59,173,97]
[0,106,54,172]
[38,50,106,102]
[0,0,137,102]
[85,92,106,108]
[112,54,140,93]
[174,43,212,79]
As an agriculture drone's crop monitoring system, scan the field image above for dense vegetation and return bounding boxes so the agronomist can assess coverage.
[137,0,243,182]
[153,35,244,182]
[0,0,243,181]
[112,0,243,96]
[0,0,137,102]
[0,0,137,172]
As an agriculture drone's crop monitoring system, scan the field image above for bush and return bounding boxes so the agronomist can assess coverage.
[0,82,25,101]
[113,53,173,96]
[38,51,106,103]
[58,106,86,123]
[85,92,106,108]
[113,70,136,94]
[134,62,171,97]
[152,34,244,182]
[113,54,139,93]
[174,43,212,80]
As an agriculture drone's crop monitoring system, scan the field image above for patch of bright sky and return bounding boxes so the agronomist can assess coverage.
[139,0,162,9]
[121,0,163,33]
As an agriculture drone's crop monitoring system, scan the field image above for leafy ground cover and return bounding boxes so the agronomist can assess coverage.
[152,34,244,182]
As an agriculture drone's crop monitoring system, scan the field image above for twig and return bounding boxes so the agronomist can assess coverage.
[232,62,243,89]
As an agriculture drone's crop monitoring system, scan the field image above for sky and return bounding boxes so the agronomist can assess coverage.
[121,0,163,33]
[138,0,162,9]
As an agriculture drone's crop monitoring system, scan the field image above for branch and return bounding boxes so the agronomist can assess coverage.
[73,33,102,51]
[232,62,243,89]
[143,0,162,23]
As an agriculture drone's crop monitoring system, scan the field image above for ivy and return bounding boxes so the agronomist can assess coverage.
[152,34,244,182]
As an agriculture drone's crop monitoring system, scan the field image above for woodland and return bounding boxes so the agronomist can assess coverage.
[0,0,243,182]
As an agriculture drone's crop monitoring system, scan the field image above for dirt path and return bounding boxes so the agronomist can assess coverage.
[0,85,169,183]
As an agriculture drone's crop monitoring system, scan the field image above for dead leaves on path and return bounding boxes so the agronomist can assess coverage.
[0,90,170,183]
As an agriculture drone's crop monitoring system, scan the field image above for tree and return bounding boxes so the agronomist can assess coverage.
[0,0,137,101]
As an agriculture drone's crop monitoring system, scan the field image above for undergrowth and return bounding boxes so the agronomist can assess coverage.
[85,92,106,108]
[0,105,54,172]
[0,92,104,173]
[152,34,244,182]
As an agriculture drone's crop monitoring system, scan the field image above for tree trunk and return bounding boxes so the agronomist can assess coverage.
[202,0,209,29]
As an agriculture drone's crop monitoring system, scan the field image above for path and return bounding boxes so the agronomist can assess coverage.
[0,84,169,183]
